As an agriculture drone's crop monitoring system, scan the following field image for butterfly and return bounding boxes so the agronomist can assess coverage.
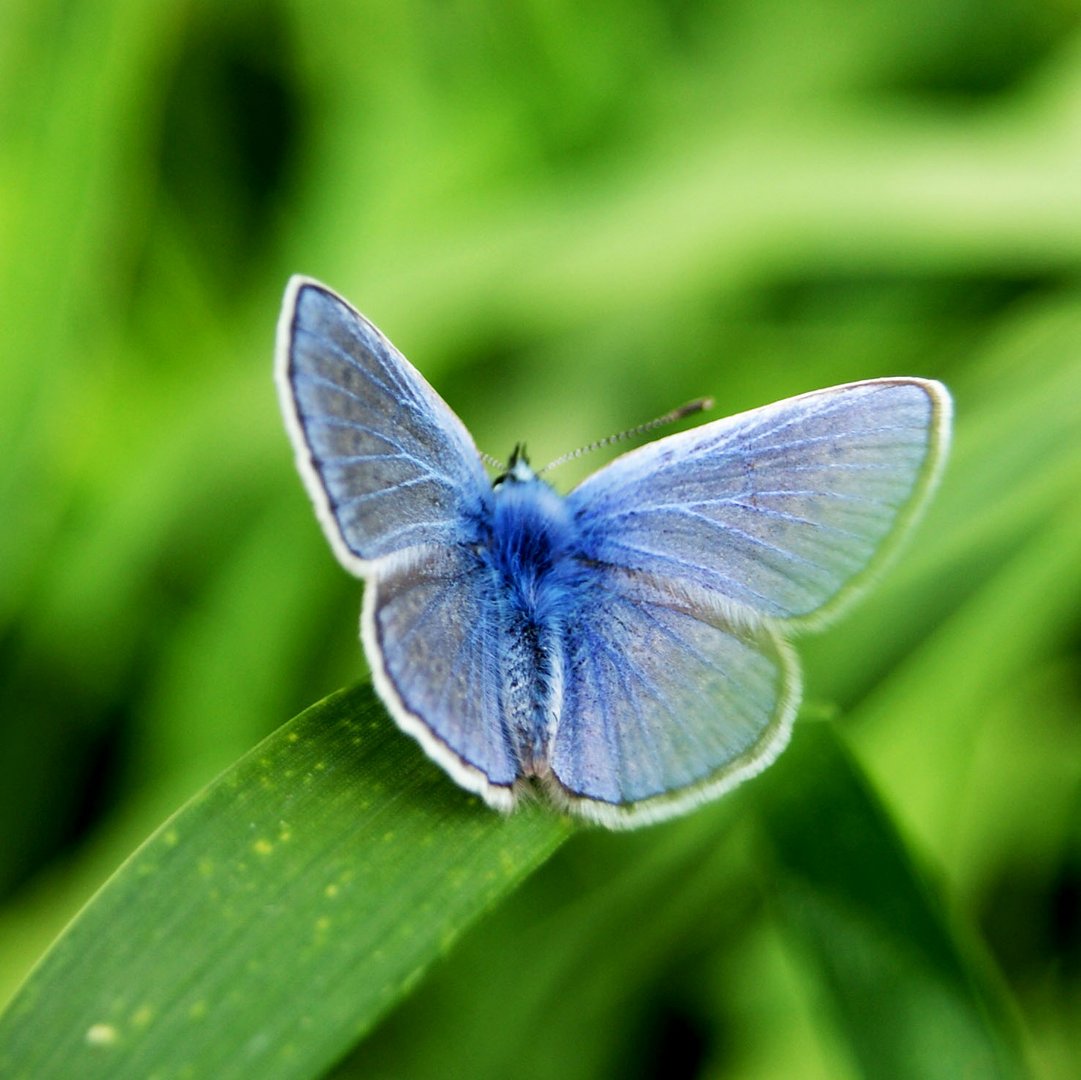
[276,276,952,828]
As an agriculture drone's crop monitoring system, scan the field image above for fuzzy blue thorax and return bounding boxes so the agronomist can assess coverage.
[488,447,576,616]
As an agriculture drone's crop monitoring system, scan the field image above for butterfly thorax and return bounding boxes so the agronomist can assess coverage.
[488,450,575,617]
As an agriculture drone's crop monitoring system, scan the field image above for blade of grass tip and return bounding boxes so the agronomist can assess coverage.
[754,721,1026,1080]
[0,683,570,1080]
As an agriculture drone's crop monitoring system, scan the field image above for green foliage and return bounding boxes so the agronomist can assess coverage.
[2,0,1080,1076]
[0,685,567,1078]
[756,724,1024,1080]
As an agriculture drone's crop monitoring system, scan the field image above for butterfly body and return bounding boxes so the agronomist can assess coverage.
[277,276,952,828]
[465,450,588,775]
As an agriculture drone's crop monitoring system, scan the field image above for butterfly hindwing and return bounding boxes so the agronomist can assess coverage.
[567,379,950,625]
[546,566,799,826]
[277,277,491,565]
[363,545,522,807]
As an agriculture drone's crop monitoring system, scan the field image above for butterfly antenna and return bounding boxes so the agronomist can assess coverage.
[539,397,713,475]
[479,450,504,469]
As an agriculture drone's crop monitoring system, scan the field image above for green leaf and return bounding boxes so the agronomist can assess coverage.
[0,684,570,1079]
[332,795,754,1079]
[755,721,1026,1080]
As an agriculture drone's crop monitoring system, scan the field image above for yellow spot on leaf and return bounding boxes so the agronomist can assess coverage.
[86,1023,119,1047]
[253,838,273,856]
[131,1005,154,1028]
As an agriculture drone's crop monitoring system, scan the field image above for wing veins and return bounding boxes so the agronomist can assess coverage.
[739,422,921,455]
[293,368,400,412]
[614,505,832,575]
[294,329,403,402]
[320,451,412,466]
[594,617,689,793]
[600,601,736,775]
[592,540,780,607]
[584,637,626,795]
[750,488,893,504]
[770,461,910,474]
[333,473,454,510]
[307,416,463,489]
[607,497,866,542]
[724,500,869,541]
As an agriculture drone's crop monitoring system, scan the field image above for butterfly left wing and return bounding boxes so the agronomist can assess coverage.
[565,378,951,626]
[363,545,526,809]
[276,277,492,568]
[279,279,527,802]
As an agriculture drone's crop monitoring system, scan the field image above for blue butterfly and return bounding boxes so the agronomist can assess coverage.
[276,277,952,828]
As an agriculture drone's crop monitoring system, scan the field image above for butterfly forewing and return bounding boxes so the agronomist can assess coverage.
[277,278,491,564]
[567,379,950,625]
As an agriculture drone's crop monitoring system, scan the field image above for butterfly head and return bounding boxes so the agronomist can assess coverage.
[493,444,537,488]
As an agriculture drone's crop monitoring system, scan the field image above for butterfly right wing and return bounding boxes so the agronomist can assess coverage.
[565,378,951,626]
[544,565,799,827]
[276,277,492,569]
[546,378,950,824]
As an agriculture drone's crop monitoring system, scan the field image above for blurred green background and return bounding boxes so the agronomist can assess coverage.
[2,0,1081,1076]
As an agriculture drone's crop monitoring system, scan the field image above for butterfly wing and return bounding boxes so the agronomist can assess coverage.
[276,276,492,567]
[362,545,524,809]
[547,378,951,823]
[278,278,518,800]
[566,378,951,626]
[546,566,799,827]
